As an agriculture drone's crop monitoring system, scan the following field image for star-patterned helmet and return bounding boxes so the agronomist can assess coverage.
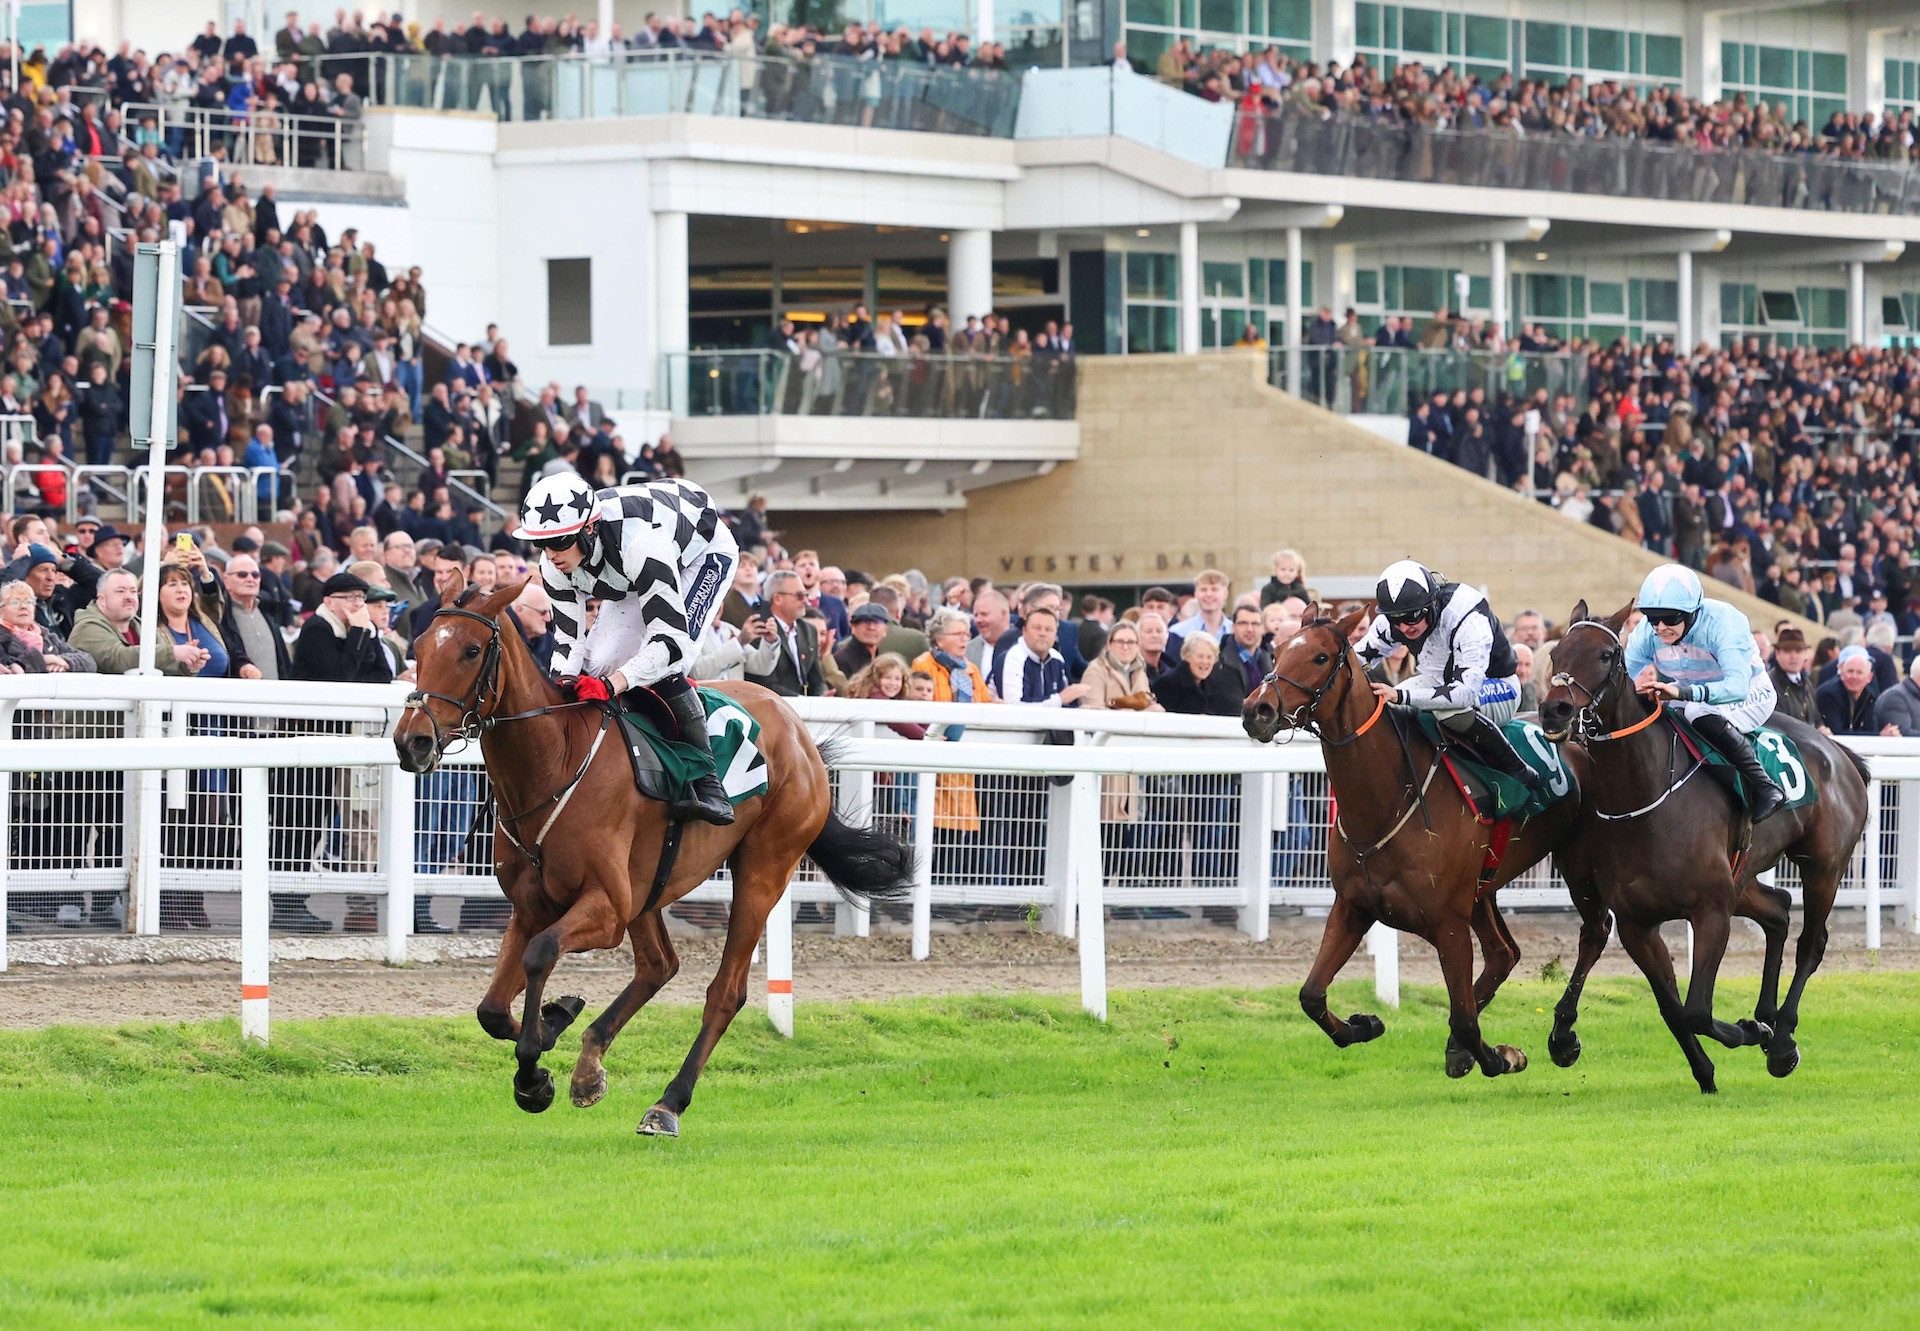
[513,473,597,542]
[1375,559,1441,625]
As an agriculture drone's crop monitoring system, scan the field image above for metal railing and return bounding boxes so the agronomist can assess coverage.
[309,48,1022,137]
[1268,345,1589,414]
[664,348,1078,419]
[1231,107,1920,216]
[120,102,367,172]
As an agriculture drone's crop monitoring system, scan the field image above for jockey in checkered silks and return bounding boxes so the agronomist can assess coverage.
[514,474,740,826]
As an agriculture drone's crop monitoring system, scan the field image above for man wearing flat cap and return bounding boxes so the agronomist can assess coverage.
[1766,626,1818,727]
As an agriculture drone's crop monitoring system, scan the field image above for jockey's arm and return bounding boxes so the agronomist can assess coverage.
[542,556,587,679]
[1353,615,1394,666]
[1623,622,1655,685]
[607,519,695,691]
[1685,612,1758,705]
[1397,614,1489,711]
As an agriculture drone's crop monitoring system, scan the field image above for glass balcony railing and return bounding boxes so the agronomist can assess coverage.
[662,349,1077,420]
[1267,345,1589,415]
[1231,107,1920,216]
[309,49,1022,137]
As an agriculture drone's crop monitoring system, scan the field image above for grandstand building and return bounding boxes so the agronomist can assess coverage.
[61,1,1920,603]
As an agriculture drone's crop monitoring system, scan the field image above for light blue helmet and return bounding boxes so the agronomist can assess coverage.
[1637,564,1703,616]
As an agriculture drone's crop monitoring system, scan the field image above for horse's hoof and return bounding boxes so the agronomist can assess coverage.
[1444,1045,1474,1079]
[514,1068,555,1114]
[1347,1013,1385,1042]
[539,996,586,1051]
[1696,1076,1718,1096]
[1496,1045,1528,1075]
[1548,1031,1581,1068]
[1767,1043,1801,1079]
[637,1104,680,1138]
[570,1068,607,1109]
[1738,1019,1773,1049]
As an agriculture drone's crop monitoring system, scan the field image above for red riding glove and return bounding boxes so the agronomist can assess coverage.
[571,675,613,703]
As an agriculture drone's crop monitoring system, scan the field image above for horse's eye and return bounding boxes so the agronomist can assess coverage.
[1313,653,1328,664]
[1599,649,1614,663]
[462,644,481,659]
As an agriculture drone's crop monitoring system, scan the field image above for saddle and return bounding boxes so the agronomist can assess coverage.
[610,687,682,810]
[1407,710,1570,824]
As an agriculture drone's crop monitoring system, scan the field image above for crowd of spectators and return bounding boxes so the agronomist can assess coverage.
[1140,44,1920,169]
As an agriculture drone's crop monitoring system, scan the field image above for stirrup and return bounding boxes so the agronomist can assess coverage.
[675,777,735,827]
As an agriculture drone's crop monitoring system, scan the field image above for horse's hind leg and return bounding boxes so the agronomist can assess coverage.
[1436,912,1526,1078]
[1680,907,1772,1051]
[1736,878,1792,1035]
[513,887,624,1114]
[1770,858,1840,1078]
[1469,896,1519,1013]
[1298,894,1385,1048]
[641,846,800,1138]
[1548,875,1612,1069]
[1614,917,1719,1094]
[571,910,680,1109]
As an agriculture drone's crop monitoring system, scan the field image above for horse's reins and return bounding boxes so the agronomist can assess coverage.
[1549,618,1703,821]
[400,604,610,869]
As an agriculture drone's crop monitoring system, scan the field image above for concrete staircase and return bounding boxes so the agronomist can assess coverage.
[779,351,1815,635]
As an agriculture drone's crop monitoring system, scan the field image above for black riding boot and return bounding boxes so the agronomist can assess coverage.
[1456,711,1544,791]
[648,674,735,827]
[1692,714,1786,823]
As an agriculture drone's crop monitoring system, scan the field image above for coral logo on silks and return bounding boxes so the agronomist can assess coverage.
[1477,678,1518,708]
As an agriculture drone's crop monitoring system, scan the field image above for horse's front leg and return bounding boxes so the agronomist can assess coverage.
[1548,872,1612,1068]
[1436,910,1527,1078]
[1299,893,1385,1047]
[513,887,624,1114]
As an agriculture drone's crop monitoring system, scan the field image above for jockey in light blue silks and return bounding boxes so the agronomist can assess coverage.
[1624,563,1786,822]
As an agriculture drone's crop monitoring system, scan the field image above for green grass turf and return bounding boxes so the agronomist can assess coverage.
[3,972,1919,1330]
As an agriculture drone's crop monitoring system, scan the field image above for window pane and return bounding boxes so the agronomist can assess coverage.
[1809,96,1846,127]
[1126,252,1176,300]
[1355,1,1380,48]
[1199,0,1237,37]
[548,258,592,346]
[1528,274,1567,318]
[1586,27,1624,72]
[1269,0,1310,41]
[1640,279,1679,323]
[1464,14,1503,61]
[1720,42,1741,86]
[1646,35,1682,80]
[1400,6,1443,54]
[1129,0,1174,27]
[1401,266,1446,314]
[1126,26,1171,63]
[1719,283,1744,324]
[1202,261,1244,299]
[1248,258,1268,305]
[1589,281,1625,316]
[1467,275,1490,310]
[1355,269,1380,305]
[1525,21,1565,66]
[1757,44,1792,90]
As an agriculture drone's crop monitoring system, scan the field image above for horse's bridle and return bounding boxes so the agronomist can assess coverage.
[1261,626,1382,747]
[399,603,607,871]
[1548,618,1699,821]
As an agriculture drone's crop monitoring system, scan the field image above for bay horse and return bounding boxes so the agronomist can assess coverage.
[1242,603,1593,1078]
[1538,599,1870,1092]
[392,576,913,1136]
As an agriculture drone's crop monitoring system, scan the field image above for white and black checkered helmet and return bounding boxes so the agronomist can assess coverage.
[513,473,596,542]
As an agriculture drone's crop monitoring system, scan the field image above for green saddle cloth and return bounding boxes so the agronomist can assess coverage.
[1667,712,1819,814]
[1411,712,1575,822]
[615,686,769,808]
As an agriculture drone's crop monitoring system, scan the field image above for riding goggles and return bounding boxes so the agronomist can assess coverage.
[1643,609,1690,627]
[527,532,580,553]
[1385,607,1431,625]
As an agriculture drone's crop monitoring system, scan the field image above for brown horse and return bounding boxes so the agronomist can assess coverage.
[1538,599,1870,1092]
[1242,603,1592,1078]
[392,577,913,1136]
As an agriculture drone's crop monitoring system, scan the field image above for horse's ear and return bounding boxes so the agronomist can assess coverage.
[477,577,527,618]
[1569,598,1589,626]
[443,567,467,604]
[1608,599,1636,630]
[1333,600,1373,641]
[1302,600,1321,623]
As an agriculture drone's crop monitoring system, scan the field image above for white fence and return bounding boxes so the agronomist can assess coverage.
[3,677,1917,1042]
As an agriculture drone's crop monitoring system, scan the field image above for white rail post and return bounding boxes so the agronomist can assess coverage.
[910,770,935,960]
[1042,769,1076,939]
[834,721,874,938]
[240,766,270,1044]
[1897,773,1919,934]
[1237,771,1275,941]
[1072,771,1107,1021]
[379,762,415,964]
[1866,776,1883,951]
[1367,922,1400,1008]
[0,700,12,972]
[133,701,164,934]
[764,881,793,1038]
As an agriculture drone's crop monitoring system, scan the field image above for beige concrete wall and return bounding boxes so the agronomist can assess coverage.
[781,352,1816,635]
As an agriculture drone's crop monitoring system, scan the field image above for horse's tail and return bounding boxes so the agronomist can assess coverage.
[806,739,916,903]
[1840,740,1872,788]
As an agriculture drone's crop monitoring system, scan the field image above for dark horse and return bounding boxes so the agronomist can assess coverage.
[1539,600,1870,1092]
[393,576,913,1136]
[1243,603,1591,1078]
